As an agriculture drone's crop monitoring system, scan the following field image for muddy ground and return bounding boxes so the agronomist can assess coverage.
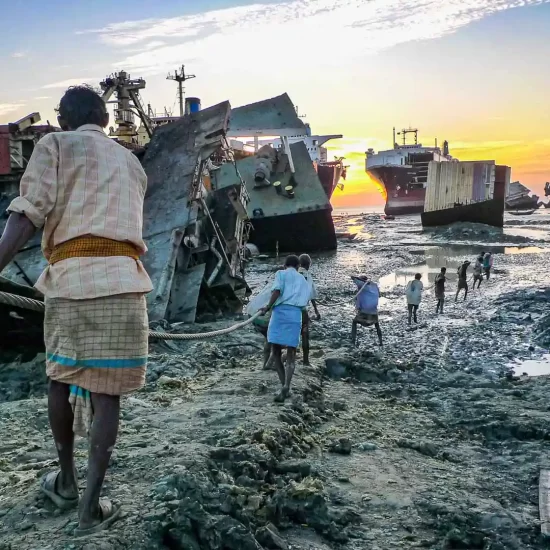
[1,212,549,550]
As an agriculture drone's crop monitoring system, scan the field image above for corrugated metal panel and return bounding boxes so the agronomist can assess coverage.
[424,161,495,212]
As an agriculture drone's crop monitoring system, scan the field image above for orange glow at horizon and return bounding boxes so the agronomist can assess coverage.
[327,145,387,208]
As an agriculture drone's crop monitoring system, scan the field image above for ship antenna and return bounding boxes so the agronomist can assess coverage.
[393,127,396,149]
[167,65,196,117]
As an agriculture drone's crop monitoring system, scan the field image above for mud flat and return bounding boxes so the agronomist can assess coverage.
[1,212,549,549]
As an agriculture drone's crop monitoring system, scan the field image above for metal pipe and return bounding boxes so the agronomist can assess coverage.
[207,237,224,286]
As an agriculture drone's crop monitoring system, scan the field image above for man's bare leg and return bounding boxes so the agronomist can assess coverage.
[78,393,120,530]
[351,319,358,346]
[301,324,310,366]
[262,339,272,369]
[48,380,79,500]
[271,344,285,385]
[283,347,297,398]
[375,323,383,347]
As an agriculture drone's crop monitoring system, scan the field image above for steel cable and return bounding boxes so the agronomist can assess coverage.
[0,291,261,340]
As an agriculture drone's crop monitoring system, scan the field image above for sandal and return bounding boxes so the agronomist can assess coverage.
[40,471,79,510]
[74,499,122,537]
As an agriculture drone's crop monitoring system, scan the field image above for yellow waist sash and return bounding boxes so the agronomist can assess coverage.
[49,236,140,265]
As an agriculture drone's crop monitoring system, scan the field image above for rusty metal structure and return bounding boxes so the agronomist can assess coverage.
[0,113,59,185]
[100,71,154,146]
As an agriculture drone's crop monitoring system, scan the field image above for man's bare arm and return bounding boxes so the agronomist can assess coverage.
[260,290,281,315]
[0,213,37,273]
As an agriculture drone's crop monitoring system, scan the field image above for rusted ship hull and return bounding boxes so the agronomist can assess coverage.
[421,198,505,228]
[318,162,344,199]
[367,165,426,215]
[248,209,336,253]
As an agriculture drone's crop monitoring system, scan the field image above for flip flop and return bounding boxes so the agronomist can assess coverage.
[40,471,79,510]
[74,499,122,537]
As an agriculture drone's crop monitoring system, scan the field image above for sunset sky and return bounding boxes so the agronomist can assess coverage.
[1,0,549,208]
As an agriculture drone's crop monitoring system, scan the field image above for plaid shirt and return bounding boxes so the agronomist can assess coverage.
[8,125,153,299]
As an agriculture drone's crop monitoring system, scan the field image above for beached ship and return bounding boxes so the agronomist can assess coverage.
[505,181,541,211]
[421,162,509,228]
[366,128,456,216]
[218,94,337,252]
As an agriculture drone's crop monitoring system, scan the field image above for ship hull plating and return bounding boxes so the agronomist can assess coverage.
[367,165,426,216]
[421,198,504,229]
[318,163,344,199]
[249,209,336,253]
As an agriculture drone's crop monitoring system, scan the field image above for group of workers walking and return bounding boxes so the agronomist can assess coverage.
[253,250,496,402]
[409,250,494,318]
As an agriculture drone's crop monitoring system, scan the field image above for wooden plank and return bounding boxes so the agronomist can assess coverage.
[540,468,550,536]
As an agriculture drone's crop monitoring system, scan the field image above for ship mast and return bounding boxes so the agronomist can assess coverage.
[396,127,418,146]
[167,65,196,117]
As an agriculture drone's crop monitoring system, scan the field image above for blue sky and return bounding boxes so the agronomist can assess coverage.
[1,0,549,204]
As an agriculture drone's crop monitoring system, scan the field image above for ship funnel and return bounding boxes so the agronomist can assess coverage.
[443,140,449,156]
[185,97,201,115]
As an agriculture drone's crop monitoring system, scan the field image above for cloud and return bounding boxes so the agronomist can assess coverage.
[42,78,100,89]
[0,103,25,116]
[11,51,27,58]
[80,0,550,75]
[34,96,51,100]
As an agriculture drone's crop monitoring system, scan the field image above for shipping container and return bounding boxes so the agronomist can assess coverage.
[424,161,495,213]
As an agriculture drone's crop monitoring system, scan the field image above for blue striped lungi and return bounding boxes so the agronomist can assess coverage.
[267,304,302,348]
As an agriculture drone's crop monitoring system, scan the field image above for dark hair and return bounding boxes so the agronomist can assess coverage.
[285,255,300,269]
[441,267,447,273]
[414,273,422,280]
[58,85,107,130]
[299,253,312,269]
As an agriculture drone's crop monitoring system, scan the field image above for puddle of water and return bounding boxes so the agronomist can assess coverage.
[379,245,545,288]
[504,227,550,241]
[513,355,550,377]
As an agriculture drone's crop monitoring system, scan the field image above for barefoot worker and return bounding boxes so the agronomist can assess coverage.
[455,260,471,302]
[435,267,447,314]
[405,273,423,325]
[0,86,152,536]
[351,275,383,347]
[483,251,493,280]
[298,254,321,366]
[260,255,310,402]
[472,255,484,290]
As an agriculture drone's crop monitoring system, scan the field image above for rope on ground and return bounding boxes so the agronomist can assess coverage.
[0,291,261,341]
[149,313,261,340]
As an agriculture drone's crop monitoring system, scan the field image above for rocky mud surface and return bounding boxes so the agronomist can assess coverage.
[1,212,549,549]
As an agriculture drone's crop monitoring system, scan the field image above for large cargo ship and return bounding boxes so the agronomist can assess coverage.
[365,128,455,216]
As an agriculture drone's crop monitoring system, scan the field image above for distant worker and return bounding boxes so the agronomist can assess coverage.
[298,254,321,366]
[435,267,447,314]
[351,275,383,347]
[483,251,493,280]
[455,260,471,302]
[405,273,423,325]
[472,255,484,290]
[260,255,310,402]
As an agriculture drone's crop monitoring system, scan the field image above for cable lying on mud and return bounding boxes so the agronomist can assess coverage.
[0,291,261,340]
